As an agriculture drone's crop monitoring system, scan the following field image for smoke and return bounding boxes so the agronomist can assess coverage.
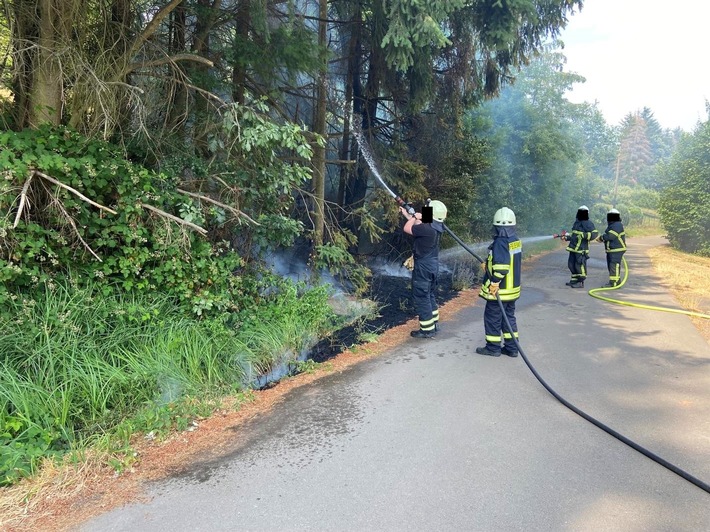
[369,257,412,278]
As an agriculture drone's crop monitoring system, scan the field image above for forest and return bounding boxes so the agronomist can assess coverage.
[1,0,709,487]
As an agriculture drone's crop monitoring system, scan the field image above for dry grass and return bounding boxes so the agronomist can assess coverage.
[646,244,710,341]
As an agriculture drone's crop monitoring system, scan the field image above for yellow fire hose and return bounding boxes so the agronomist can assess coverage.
[588,257,710,320]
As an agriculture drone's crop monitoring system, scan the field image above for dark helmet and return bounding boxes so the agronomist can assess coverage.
[607,208,621,223]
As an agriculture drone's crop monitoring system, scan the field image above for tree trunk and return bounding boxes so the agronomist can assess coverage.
[336,3,362,213]
[310,0,328,249]
[109,0,134,134]
[168,2,187,133]
[231,0,250,105]
[27,0,68,127]
[10,0,38,129]
[344,1,386,251]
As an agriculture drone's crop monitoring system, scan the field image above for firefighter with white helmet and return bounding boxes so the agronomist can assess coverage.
[476,207,522,357]
[400,200,447,338]
[562,205,599,288]
[596,208,627,287]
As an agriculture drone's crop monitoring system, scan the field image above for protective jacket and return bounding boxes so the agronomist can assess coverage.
[566,219,598,254]
[600,221,626,252]
[409,220,444,332]
[412,221,443,265]
[479,226,521,302]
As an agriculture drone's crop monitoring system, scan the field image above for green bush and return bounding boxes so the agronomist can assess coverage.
[0,127,260,315]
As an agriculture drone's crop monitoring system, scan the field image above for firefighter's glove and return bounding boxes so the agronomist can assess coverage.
[489,282,500,298]
[403,255,415,271]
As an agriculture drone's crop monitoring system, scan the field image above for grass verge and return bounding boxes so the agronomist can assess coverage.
[0,281,345,488]
[646,244,710,342]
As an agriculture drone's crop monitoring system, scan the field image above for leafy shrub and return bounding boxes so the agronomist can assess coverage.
[0,126,256,315]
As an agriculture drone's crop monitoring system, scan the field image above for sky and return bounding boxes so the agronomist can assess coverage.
[557,0,710,131]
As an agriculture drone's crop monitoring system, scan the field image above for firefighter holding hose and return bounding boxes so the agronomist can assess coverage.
[562,205,599,288]
[476,207,522,357]
[597,208,627,287]
[400,200,447,338]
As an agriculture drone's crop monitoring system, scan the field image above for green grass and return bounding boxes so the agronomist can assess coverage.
[0,281,339,486]
[522,238,561,261]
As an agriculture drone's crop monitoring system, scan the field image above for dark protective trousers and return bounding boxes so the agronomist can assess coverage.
[606,252,624,284]
[412,262,438,331]
[484,299,518,353]
[568,252,588,282]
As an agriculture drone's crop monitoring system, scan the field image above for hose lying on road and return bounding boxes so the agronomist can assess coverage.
[588,257,710,319]
[441,231,710,493]
[496,255,710,494]
[353,130,710,494]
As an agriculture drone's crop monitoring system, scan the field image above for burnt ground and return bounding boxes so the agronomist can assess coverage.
[309,268,467,363]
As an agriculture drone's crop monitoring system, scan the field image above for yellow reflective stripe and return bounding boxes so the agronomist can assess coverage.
[486,334,502,342]
[420,317,436,327]
[499,285,520,294]
[503,331,519,339]
[610,262,621,282]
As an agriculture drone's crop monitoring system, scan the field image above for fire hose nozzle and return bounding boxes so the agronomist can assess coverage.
[396,197,416,215]
[553,230,568,239]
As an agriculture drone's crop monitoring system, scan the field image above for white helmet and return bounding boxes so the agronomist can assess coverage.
[608,208,620,214]
[578,205,589,211]
[429,200,447,222]
[493,207,516,226]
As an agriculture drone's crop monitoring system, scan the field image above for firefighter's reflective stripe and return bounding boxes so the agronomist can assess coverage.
[566,221,599,253]
[486,333,502,343]
[419,316,436,331]
[503,331,519,340]
[610,261,621,283]
[481,239,521,301]
[566,229,596,252]
[605,229,627,252]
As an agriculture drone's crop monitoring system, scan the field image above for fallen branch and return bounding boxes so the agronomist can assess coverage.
[52,198,102,262]
[12,173,34,228]
[128,54,214,73]
[33,170,117,215]
[177,188,260,226]
[139,203,208,235]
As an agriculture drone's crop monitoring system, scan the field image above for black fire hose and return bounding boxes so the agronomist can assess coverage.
[455,234,710,495]
[352,130,709,493]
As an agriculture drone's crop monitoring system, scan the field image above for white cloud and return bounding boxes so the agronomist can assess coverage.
[559,0,710,130]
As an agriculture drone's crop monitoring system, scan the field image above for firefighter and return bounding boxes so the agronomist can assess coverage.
[597,208,627,287]
[562,205,598,288]
[400,200,447,338]
[476,207,521,357]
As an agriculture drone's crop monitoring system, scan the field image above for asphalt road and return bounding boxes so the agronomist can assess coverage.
[82,236,710,531]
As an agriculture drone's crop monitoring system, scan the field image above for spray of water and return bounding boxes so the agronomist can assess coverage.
[439,234,555,262]
[520,235,555,245]
[351,130,398,200]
